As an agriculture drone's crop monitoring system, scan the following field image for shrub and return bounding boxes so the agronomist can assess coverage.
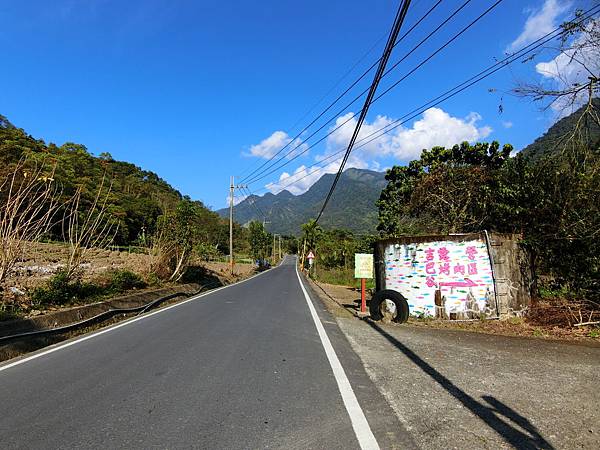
[180,265,207,284]
[107,269,146,293]
[31,270,90,306]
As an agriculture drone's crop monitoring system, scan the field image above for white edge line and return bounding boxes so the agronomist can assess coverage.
[294,262,380,450]
[0,262,279,373]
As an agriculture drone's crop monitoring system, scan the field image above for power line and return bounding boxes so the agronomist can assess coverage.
[234,32,390,182]
[244,0,504,186]
[250,5,600,198]
[239,0,445,184]
[241,186,268,221]
[315,0,414,222]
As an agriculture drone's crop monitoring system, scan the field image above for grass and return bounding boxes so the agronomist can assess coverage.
[0,302,22,321]
[30,269,147,308]
[588,328,600,339]
[313,267,375,290]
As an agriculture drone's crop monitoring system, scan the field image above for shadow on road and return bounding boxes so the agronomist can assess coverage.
[366,321,554,449]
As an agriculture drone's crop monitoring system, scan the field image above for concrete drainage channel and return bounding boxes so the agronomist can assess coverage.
[0,281,224,362]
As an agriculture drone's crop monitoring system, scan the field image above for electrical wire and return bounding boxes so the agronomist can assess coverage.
[246,5,600,199]
[238,0,445,184]
[315,0,413,222]
[244,0,504,186]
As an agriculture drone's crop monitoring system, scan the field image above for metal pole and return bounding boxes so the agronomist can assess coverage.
[361,278,366,313]
[278,235,281,260]
[229,176,234,275]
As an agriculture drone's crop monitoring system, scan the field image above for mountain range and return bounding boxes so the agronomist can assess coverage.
[217,168,387,235]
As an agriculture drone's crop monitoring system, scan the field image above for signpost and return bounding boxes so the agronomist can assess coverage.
[354,253,374,314]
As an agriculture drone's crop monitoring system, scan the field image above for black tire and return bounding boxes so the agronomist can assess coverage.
[369,289,409,323]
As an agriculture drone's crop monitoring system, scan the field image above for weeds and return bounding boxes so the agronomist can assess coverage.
[0,301,22,321]
[31,270,98,306]
[106,269,145,293]
[30,268,146,308]
[314,267,375,290]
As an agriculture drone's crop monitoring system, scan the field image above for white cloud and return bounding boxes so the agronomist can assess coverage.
[246,131,308,159]
[324,108,492,164]
[226,194,245,206]
[534,18,600,111]
[264,107,492,195]
[389,110,492,160]
[502,121,514,128]
[506,0,571,53]
[266,165,330,195]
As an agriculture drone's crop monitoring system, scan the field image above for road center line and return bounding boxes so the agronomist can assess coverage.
[0,266,275,373]
[295,262,380,450]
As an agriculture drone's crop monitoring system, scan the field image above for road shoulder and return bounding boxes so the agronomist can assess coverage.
[306,276,600,449]
[299,270,418,450]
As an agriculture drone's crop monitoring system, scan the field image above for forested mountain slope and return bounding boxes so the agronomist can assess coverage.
[0,114,227,246]
[218,168,387,235]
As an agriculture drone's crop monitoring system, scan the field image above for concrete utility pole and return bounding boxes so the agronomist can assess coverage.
[229,176,234,275]
[272,234,281,262]
[229,176,247,275]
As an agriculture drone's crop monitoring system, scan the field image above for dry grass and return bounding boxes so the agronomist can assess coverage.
[1,241,256,320]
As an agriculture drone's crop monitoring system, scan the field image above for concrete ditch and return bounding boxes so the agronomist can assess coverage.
[0,283,204,362]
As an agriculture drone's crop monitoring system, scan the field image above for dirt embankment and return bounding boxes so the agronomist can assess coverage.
[2,241,256,320]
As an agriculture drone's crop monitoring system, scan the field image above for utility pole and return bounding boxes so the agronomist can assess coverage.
[229,176,247,275]
[229,176,234,275]
[272,233,281,263]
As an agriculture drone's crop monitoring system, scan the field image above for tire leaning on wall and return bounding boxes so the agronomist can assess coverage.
[369,289,410,323]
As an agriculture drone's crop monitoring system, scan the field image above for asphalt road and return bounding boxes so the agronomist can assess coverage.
[0,256,412,449]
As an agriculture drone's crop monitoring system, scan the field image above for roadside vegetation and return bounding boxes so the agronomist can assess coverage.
[0,116,260,321]
[301,14,600,336]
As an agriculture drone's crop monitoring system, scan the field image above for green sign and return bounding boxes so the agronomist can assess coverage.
[354,253,374,279]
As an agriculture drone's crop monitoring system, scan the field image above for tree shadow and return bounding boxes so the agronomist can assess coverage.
[366,321,554,449]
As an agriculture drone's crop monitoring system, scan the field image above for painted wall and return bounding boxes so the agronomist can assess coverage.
[383,239,497,319]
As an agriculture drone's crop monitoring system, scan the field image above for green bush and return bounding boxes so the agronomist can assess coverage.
[107,269,146,293]
[31,269,145,307]
[0,302,22,321]
[30,270,99,307]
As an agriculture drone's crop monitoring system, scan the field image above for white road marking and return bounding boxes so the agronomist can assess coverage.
[295,263,380,450]
[0,265,276,373]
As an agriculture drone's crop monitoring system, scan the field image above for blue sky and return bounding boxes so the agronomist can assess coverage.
[1,0,594,209]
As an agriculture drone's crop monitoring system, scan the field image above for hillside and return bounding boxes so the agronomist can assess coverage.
[0,114,228,247]
[218,168,387,235]
[520,98,600,158]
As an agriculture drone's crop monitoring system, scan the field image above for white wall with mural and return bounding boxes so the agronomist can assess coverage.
[383,239,497,319]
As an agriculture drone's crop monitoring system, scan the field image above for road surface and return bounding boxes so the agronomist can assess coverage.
[0,256,412,449]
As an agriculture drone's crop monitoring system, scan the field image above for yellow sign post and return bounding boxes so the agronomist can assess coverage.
[354,253,373,313]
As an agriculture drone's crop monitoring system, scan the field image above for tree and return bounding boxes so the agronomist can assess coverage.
[0,158,59,283]
[301,219,322,251]
[150,199,206,281]
[509,8,600,301]
[377,141,512,235]
[248,221,269,262]
[63,175,117,280]
[513,9,599,117]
